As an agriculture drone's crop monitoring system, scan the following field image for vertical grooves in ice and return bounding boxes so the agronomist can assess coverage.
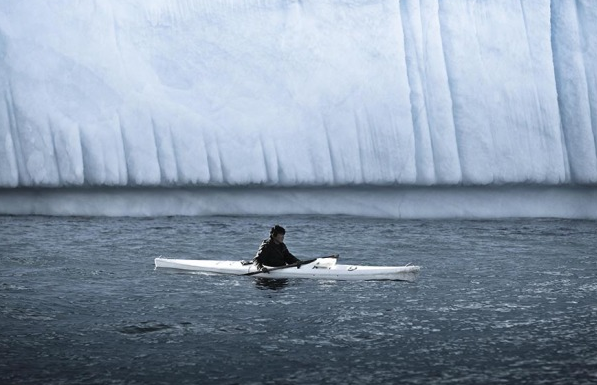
[0,88,18,186]
[436,0,462,185]
[150,117,164,184]
[48,119,62,186]
[1,0,596,188]
[323,117,337,185]
[551,0,597,183]
[399,0,434,185]
[5,82,26,185]
[575,0,597,162]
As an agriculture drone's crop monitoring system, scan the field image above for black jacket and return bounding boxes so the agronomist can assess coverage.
[253,238,299,267]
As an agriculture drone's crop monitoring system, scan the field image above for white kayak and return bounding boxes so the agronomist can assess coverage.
[154,256,420,282]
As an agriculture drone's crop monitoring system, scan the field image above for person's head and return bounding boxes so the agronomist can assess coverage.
[270,225,286,244]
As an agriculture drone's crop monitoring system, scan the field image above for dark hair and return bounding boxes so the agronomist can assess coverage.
[270,225,286,237]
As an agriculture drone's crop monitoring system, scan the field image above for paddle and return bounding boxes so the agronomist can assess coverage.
[244,254,338,276]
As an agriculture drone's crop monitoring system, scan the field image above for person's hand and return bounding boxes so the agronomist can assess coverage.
[296,260,302,269]
[260,267,270,273]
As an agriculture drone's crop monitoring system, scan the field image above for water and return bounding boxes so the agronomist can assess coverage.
[1,215,596,384]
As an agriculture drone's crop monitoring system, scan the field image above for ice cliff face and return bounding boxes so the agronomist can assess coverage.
[0,0,596,188]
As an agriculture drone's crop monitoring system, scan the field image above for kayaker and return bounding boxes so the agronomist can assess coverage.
[253,225,301,272]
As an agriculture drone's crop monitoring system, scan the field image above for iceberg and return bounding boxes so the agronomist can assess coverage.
[1,186,596,219]
[0,0,596,218]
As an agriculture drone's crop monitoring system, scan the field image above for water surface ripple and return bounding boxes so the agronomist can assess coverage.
[1,216,596,384]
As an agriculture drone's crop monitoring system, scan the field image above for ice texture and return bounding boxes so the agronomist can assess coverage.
[0,0,596,188]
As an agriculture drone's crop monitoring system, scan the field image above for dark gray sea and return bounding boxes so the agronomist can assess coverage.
[1,215,596,384]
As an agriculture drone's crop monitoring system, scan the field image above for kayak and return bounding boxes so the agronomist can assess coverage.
[154,256,420,282]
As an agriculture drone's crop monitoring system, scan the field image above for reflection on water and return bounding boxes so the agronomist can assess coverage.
[254,277,290,291]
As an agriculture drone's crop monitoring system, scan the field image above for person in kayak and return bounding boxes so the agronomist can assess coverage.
[253,225,302,272]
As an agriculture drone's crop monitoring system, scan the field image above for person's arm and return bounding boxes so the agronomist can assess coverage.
[282,243,300,265]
